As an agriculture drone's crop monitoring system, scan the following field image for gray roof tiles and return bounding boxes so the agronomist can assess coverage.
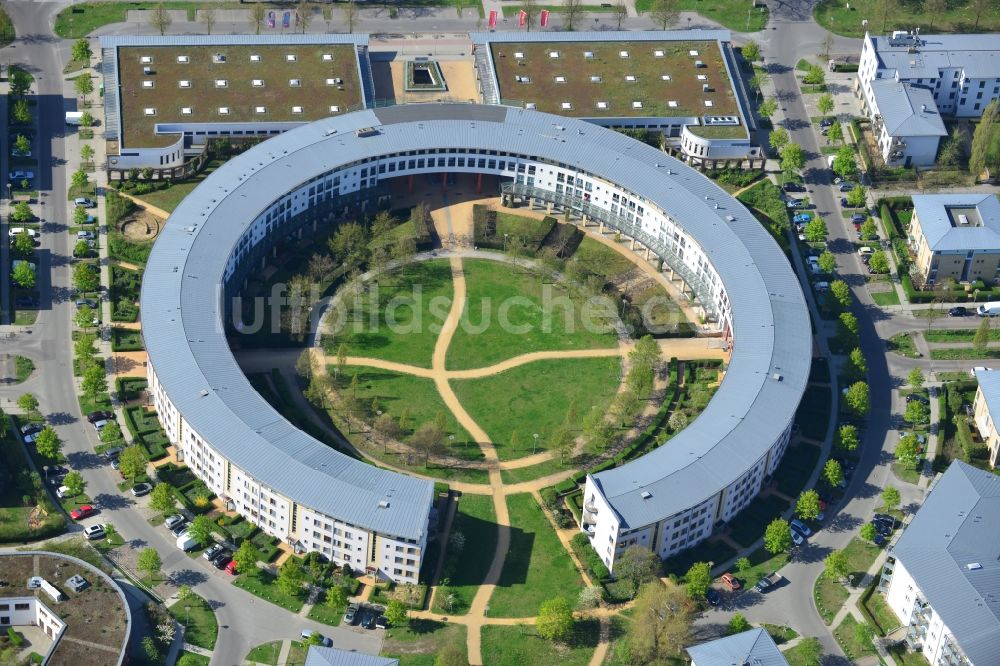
[870,80,947,137]
[686,628,788,666]
[871,33,1000,80]
[305,647,398,666]
[913,193,1000,252]
[890,461,1000,665]
[975,370,1000,426]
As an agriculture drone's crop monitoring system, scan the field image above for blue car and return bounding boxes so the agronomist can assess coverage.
[793,213,812,224]
[706,588,721,606]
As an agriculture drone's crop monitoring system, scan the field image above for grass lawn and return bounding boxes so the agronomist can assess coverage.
[306,602,343,627]
[14,356,34,383]
[325,260,453,369]
[814,0,1000,37]
[571,237,638,283]
[381,619,466,666]
[489,493,583,617]
[286,640,308,666]
[245,641,282,665]
[233,572,305,613]
[841,538,882,581]
[635,0,768,30]
[925,328,1000,343]
[447,258,618,370]
[871,290,901,306]
[814,574,850,625]
[892,460,923,485]
[340,366,478,460]
[500,455,577,484]
[762,623,799,645]
[432,494,497,615]
[864,589,902,635]
[930,347,1000,360]
[481,621,599,666]
[833,614,876,660]
[888,332,920,358]
[784,639,826,666]
[168,593,217,650]
[178,652,209,666]
[737,179,790,251]
[131,160,221,213]
[452,356,620,460]
[890,645,933,666]
[734,548,790,588]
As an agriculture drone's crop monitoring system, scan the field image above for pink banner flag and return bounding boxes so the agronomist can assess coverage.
[540,9,549,27]
[518,9,527,27]
[488,9,497,28]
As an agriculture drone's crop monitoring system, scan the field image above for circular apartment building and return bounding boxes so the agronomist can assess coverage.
[141,103,810,580]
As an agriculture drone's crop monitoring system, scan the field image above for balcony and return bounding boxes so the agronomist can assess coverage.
[585,500,597,513]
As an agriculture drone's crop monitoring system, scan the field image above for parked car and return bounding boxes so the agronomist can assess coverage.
[813,281,830,292]
[873,532,887,546]
[840,197,851,208]
[70,505,96,520]
[300,630,333,647]
[20,422,43,436]
[165,514,186,530]
[786,198,804,209]
[203,544,224,561]
[131,483,152,497]
[820,117,834,127]
[949,306,968,317]
[720,573,742,591]
[375,615,389,629]
[56,485,74,499]
[906,393,929,405]
[170,521,189,538]
[793,213,812,224]
[84,524,105,540]
[790,529,804,546]
[75,197,97,208]
[783,182,806,193]
[790,519,813,537]
[754,572,783,593]
[176,531,199,552]
[873,520,893,537]
[344,604,359,625]
[9,170,34,182]
[213,555,233,570]
[839,182,855,192]
[361,612,377,630]
[110,458,121,470]
[705,588,721,606]
[77,231,95,241]
[93,419,110,431]
[874,513,898,529]
[23,432,39,445]
[87,410,113,423]
[76,299,98,310]
[851,213,867,224]
[225,559,238,575]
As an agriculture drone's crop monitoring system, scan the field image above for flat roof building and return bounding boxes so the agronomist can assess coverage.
[878,461,1000,666]
[906,193,1000,286]
[686,628,788,666]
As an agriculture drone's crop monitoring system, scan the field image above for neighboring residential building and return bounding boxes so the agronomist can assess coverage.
[867,80,946,167]
[857,31,1000,167]
[686,628,788,666]
[971,370,1000,467]
[471,30,762,167]
[878,461,1000,666]
[305,646,398,666]
[906,193,1000,286]
[99,34,374,174]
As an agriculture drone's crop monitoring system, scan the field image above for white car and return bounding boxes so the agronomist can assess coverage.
[84,524,105,540]
[56,485,73,499]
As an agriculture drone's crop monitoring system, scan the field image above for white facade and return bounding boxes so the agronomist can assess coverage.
[0,597,66,641]
[875,127,940,168]
[882,559,968,666]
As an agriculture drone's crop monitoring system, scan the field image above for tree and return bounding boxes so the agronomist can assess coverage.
[974,316,992,355]
[617,545,659,598]
[187,515,214,546]
[856,219,875,241]
[137,547,162,579]
[74,304,96,330]
[62,470,86,497]
[803,217,828,242]
[277,558,305,597]
[149,3,172,35]
[296,0,312,33]
[684,561,712,600]
[535,597,573,641]
[971,100,999,179]
[9,68,31,96]
[824,549,849,581]
[648,0,679,29]
[970,0,992,30]
[758,97,777,120]
[118,445,147,483]
[149,483,176,514]
[17,393,38,413]
[821,33,834,61]
[906,368,925,392]
[562,0,584,30]
[832,146,857,179]
[742,41,760,62]
[73,262,100,292]
[80,111,93,128]
[764,518,792,554]
[873,0,897,30]
[769,127,790,154]
[142,636,160,662]
[233,540,259,574]
[100,421,122,444]
[735,557,751,575]
[837,423,860,453]
[860,522,878,542]
[796,489,822,521]
[882,485,901,511]
[35,427,62,460]
[830,280,851,309]
[80,143,95,163]
[612,0,628,29]
[817,93,834,116]
[868,251,890,274]
[410,422,445,466]
[201,5,216,34]
[328,222,369,268]
[325,585,347,609]
[72,38,92,63]
[12,99,31,125]
[343,0,360,33]
[828,120,843,144]
[803,64,825,86]
[435,641,469,666]
[11,201,33,224]
[823,459,844,488]
[10,261,37,289]
[895,433,921,467]
[628,582,692,661]
[82,364,107,401]
[728,613,751,635]
[13,232,34,257]
[14,134,30,155]
[781,143,806,176]
[630,335,661,369]
[74,74,93,101]
[818,251,836,274]
[847,185,867,208]
[251,2,266,33]
[307,253,335,285]
[749,70,771,102]
[71,168,89,191]
[904,399,928,425]
[668,410,688,432]
[384,599,408,627]
[849,348,868,382]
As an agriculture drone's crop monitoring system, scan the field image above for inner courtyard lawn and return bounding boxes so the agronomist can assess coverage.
[489,493,584,617]
[446,258,619,370]
[432,494,498,615]
[452,356,621,460]
[325,260,453,368]
[481,622,599,666]
[338,366,478,459]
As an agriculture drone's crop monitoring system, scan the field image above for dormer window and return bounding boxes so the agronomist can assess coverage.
[215,79,228,88]
[177,55,189,64]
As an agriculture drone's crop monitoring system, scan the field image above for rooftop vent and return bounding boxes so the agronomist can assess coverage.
[378,500,391,509]
[641,490,652,499]
[661,74,671,81]
[967,563,983,570]
[322,53,333,61]
[252,79,264,87]
[619,50,629,58]
[625,75,637,82]
[356,127,379,137]
[179,80,191,88]
[180,107,192,115]
[213,53,226,63]
[515,75,531,83]
[525,102,536,109]
[772,372,784,381]
[596,101,608,109]
[590,75,602,83]
[143,66,153,75]
[695,60,706,68]
[554,75,566,83]
[142,80,154,88]
[177,55,189,64]
[250,54,261,62]
[583,51,594,59]
[704,115,740,126]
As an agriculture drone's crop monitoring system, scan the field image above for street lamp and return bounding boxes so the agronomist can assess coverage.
[532,433,539,455]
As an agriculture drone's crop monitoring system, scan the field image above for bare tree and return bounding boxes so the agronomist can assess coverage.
[970,0,992,30]
[149,3,172,35]
[613,0,628,29]
[201,6,216,35]
[343,0,360,33]
[648,0,679,30]
[923,0,946,30]
[520,0,538,31]
[297,0,312,33]
[563,0,583,30]
[821,33,834,61]
[251,3,266,34]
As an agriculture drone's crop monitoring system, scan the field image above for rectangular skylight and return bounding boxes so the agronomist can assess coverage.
[525,102,536,109]
[704,100,714,107]
[250,54,261,62]
[654,50,665,57]
[252,79,264,87]
[554,76,566,83]
[661,75,671,81]
[143,107,156,116]
[179,80,191,88]
[330,105,341,113]
[181,107,192,115]
[286,54,297,62]
[619,50,629,58]
[218,106,230,115]
[697,74,708,81]
[255,106,266,114]
[590,75,602,83]
[289,78,301,87]
[176,55,189,64]
[668,100,678,108]
[596,101,608,109]
[632,101,643,109]
[549,51,560,58]
[215,79,227,88]
[583,51,594,59]
[514,51,525,59]
[322,54,333,61]
[140,56,152,64]
[625,75,637,82]
[561,102,573,110]
[689,50,699,56]
[142,80,154,88]
[292,105,303,114]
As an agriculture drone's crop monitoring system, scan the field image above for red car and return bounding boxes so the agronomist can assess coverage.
[70,505,96,520]
[225,559,238,576]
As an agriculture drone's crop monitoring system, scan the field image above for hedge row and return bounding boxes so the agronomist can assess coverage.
[570,532,611,582]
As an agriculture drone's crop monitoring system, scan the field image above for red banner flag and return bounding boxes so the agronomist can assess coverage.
[518,9,527,27]
[488,9,497,28]
[540,9,549,27]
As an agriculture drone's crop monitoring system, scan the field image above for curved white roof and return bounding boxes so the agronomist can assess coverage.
[141,103,810,538]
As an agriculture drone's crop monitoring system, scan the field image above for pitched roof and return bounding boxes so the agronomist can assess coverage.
[890,461,1000,665]
[912,193,1000,252]
[305,646,398,666]
[870,80,946,138]
[686,628,788,666]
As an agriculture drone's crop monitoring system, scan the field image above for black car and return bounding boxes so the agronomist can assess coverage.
[906,394,930,405]
[839,182,855,192]
[873,532,887,546]
[375,615,389,629]
[820,117,834,127]
[873,521,893,537]
[87,410,114,423]
[705,588,721,606]
[874,513,898,529]
[783,182,806,193]
[949,306,968,317]
[213,555,233,570]
[361,611,376,629]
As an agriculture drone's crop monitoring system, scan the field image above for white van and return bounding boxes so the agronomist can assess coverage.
[176,532,199,552]
[8,228,38,239]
